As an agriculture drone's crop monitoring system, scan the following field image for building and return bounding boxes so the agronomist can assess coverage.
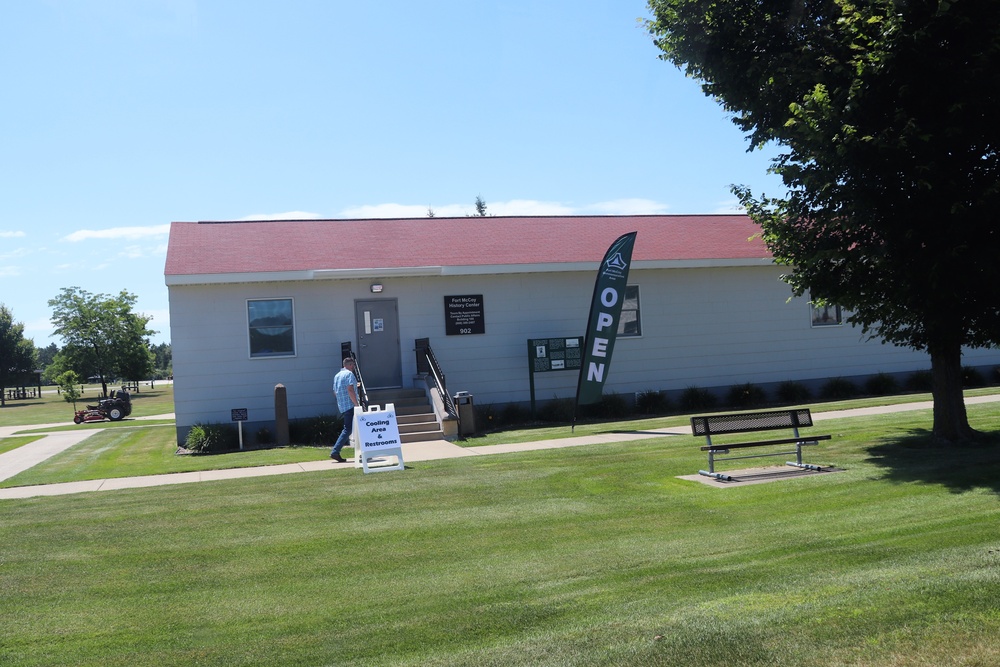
[164,215,1000,443]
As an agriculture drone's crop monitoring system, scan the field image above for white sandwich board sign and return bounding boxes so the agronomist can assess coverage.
[353,403,404,473]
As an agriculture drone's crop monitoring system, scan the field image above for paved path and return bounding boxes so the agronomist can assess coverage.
[2,395,998,500]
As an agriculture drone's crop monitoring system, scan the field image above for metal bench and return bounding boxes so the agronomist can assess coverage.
[691,408,831,481]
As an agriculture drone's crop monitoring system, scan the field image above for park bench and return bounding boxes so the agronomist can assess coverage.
[691,408,831,481]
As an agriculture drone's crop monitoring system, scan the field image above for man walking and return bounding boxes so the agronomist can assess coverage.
[331,357,360,462]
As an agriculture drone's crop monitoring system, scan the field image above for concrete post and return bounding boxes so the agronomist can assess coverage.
[275,383,290,446]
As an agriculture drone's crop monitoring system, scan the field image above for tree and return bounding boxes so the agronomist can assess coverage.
[36,342,59,370]
[0,304,37,408]
[56,370,82,413]
[647,0,1000,442]
[48,287,156,397]
[474,195,488,217]
[151,342,172,378]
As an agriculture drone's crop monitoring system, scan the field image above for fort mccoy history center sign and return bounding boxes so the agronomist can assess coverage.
[445,295,485,335]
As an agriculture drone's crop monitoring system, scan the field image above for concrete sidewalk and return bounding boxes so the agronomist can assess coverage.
[2,395,998,500]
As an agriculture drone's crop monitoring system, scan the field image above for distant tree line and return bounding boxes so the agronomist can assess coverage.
[0,289,171,404]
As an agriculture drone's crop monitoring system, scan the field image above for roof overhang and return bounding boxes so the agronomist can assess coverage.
[165,257,774,287]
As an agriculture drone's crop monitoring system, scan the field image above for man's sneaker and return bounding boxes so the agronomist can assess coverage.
[331,454,346,463]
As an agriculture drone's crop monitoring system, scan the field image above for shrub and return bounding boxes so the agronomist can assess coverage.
[184,423,239,454]
[591,392,630,420]
[475,403,497,431]
[864,372,899,396]
[726,382,767,408]
[679,386,717,412]
[962,366,986,388]
[820,377,858,400]
[635,389,671,415]
[905,370,933,392]
[499,402,531,428]
[776,381,811,404]
[537,397,575,423]
[289,414,343,445]
[255,427,274,445]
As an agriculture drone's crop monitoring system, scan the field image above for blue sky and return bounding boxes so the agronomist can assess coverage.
[1,1,784,347]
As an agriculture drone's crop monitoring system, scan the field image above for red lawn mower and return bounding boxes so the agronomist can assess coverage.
[73,389,133,424]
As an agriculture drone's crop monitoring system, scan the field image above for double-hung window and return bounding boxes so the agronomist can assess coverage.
[248,298,295,358]
[617,285,641,337]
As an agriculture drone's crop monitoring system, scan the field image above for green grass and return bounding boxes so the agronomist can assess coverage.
[0,435,43,456]
[2,401,1000,665]
[0,425,341,487]
[0,383,174,428]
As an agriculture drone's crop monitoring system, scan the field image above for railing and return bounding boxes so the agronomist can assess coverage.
[415,338,458,420]
[341,342,369,409]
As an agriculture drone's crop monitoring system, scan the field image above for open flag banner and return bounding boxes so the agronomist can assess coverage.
[575,231,637,409]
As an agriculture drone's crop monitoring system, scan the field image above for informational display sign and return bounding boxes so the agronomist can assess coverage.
[444,295,485,335]
[529,337,583,372]
[526,337,584,414]
[353,403,405,473]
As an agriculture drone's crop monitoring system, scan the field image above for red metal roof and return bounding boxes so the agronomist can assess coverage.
[164,215,771,278]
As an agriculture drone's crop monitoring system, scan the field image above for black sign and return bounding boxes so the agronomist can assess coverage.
[231,408,248,422]
[528,337,584,373]
[444,295,485,335]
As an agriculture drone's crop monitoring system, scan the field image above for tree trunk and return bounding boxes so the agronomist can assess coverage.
[929,343,977,442]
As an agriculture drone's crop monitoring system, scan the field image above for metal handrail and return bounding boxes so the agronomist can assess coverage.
[348,350,370,409]
[415,338,457,419]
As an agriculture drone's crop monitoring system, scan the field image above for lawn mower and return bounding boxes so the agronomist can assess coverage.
[73,389,133,424]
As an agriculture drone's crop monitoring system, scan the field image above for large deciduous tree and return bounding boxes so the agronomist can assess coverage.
[647,0,1000,442]
[48,287,156,397]
[0,304,37,407]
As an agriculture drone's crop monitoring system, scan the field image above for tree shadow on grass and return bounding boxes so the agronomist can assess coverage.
[865,429,1000,495]
[0,401,46,411]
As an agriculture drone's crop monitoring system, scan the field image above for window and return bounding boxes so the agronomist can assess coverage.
[618,285,641,337]
[810,302,843,327]
[248,298,295,357]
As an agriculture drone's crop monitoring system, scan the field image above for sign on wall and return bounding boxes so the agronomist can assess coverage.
[444,295,485,335]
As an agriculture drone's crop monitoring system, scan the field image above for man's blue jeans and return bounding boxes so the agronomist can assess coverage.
[332,407,355,457]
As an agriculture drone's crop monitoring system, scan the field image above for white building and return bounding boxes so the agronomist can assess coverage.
[164,215,1000,443]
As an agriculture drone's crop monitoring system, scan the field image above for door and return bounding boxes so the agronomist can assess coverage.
[354,299,402,388]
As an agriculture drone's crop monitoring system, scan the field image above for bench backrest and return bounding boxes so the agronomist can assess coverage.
[690,409,814,437]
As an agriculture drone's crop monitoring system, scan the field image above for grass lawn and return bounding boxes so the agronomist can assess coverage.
[2,400,1000,665]
[0,435,43,456]
[0,383,174,429]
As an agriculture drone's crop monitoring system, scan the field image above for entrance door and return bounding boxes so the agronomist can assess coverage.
[354,299,402,388]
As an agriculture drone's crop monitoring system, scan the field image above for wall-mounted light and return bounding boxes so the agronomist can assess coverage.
[370,283,384,293]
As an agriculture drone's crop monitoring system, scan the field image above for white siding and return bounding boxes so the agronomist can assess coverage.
[169,265,1000,434]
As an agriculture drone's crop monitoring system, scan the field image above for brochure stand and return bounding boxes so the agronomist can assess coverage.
[353,403,405,473]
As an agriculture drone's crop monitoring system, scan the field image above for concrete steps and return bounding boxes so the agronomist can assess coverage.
[366,388,444,443]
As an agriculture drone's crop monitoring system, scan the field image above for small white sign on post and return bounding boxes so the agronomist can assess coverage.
[231,408,248,450]
[353,403,404,473]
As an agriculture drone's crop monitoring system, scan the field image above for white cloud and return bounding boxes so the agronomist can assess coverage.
[62,224,172,242]
[0,265,21,277]
[0,247,31,261]
[240,211,321,221]
[119,245,146,259]
[340,198,673,219]
[710,199,746,214]
[338,203,433,219]
[579,199,672,215]
[0,230,26,238]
